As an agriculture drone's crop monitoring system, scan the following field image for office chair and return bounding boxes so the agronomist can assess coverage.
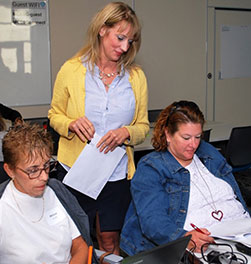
[224,126,251,172]
[202,129,211,142]
[148,109,162,125]
[224,126,251,207]
[0,162,9,184]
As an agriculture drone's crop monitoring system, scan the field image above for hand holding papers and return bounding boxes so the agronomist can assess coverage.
[63,133,126,199]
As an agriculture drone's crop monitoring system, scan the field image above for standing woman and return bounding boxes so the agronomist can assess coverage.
[48,2,149,254]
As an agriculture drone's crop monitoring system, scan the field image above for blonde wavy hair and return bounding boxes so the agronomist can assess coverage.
[73,2,141,73]
[152,101,205,151]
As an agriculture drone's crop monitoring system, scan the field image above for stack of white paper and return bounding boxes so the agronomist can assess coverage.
[63,133,126,200]
[209,218,251,246]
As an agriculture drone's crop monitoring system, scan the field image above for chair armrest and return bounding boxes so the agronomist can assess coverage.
[94,249,124,263]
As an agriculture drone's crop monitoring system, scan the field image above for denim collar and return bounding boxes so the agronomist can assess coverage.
[161,141,214,175]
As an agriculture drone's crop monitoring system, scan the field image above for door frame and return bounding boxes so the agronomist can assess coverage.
[206,0,251,121]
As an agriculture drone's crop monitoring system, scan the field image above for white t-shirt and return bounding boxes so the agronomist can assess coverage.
[184,154,249,231]
[0,181,80,264]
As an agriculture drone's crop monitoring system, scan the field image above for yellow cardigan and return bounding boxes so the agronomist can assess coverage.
[48,58,149,179]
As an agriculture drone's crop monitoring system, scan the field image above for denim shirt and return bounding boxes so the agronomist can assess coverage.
[120,141,248,255]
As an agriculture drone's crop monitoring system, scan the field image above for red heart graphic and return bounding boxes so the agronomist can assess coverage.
[211,210,223,221]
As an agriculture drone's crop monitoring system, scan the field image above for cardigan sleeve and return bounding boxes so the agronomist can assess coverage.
[48,61,79,139]
[124,68,149,146]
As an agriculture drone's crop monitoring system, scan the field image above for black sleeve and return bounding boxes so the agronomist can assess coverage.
[0,103,22,122]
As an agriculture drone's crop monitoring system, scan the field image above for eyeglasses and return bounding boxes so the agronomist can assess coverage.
[16,160,57,179]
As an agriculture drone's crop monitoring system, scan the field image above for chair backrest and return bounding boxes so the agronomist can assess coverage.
[0,162,9,184]
[225,126,251,167]
[202,129,211,142]
[148,109,162,123]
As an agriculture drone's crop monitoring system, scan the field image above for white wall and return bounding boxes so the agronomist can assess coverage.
[14,0,132,118]
[135,0,207,113]
[13,0,251,121]
[15,0,208,118]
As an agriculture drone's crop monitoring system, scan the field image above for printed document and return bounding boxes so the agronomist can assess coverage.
[63,133,126,199]
[209,217,251,246]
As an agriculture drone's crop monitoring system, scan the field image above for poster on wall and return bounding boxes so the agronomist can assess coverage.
[0,0,51,107]
[220,25,251,79]
[12,1,47,25]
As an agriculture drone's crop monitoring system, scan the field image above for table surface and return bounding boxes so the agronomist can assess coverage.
[134,120,251,152]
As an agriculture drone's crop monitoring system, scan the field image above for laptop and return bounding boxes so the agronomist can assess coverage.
[122,235,192,264]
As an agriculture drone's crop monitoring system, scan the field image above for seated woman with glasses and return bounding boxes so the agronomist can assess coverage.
[0,122,98,263]
[120,100,250,255]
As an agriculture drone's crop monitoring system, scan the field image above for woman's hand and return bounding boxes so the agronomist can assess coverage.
[185,229,215,253]
[69,117,95,143]
[96,127,130,153]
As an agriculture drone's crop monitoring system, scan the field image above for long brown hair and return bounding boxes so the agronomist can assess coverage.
[152,101,205,151]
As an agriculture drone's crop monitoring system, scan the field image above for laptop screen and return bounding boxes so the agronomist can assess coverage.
[122,235,191,264]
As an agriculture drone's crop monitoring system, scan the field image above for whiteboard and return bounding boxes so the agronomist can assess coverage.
[0,0,51,107]
[220,24,251,79]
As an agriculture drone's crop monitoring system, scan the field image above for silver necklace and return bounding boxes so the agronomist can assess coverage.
[191,159,223,221]
[99,69,119,89]
[11,180,45,223]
